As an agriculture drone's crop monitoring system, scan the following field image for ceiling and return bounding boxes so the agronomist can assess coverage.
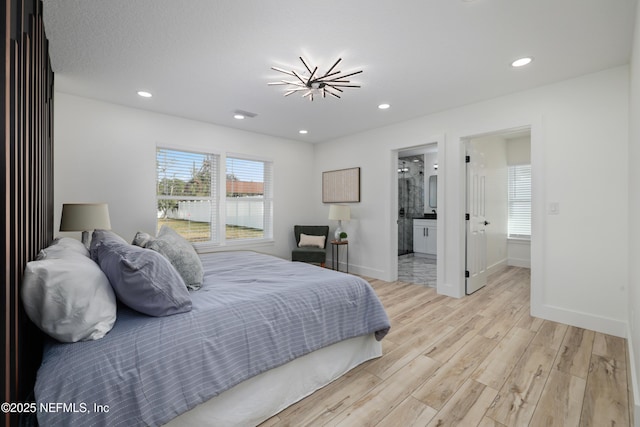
[43,0,637,144]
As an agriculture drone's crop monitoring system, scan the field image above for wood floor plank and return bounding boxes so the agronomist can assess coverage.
[472,326,536,390]
[530,320,569,351]
[580,354,629,426]
[425,379,498,427]
[556,326,595,379]
[516,313,544,332]
[478,302,527,341]
[364,320,453,380]
[529,369,586,427]
[477,416,507,427]
[375,396,437,427]
[272,369,382,426]
[485,344,557,426]
[592,332,627,363]
[332,355,440,426]
[424,314,493,364]
[412,334,497,410]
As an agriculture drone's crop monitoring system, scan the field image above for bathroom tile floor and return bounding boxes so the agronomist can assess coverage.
[398,254,436,287]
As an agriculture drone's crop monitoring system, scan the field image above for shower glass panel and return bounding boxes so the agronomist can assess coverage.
[397,155,424,255]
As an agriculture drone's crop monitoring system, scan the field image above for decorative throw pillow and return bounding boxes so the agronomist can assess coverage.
[95,241,192,317]
[21,255,117,342]
[146,225,203,290]
[299,233,326,248]
[90,229,128,262]
[132,231,155,248]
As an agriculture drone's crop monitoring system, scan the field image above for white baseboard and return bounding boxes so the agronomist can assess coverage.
[531,303,626,338]
[344,262,388,281]
[487,259,508,275]
[508,257,531,268]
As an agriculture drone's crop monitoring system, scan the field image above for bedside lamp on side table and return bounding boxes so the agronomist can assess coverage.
[60,203,111,248]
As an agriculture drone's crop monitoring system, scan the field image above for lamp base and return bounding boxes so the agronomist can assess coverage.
[334,221,343,241]
[81,230,90,248]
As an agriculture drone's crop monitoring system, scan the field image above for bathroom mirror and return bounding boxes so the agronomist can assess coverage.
[429,175,437,208]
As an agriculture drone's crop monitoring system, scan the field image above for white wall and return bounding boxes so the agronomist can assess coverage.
[313,66,629,337]
[507,135,531,165]
[54,93,316,260]
[627,0,640,419]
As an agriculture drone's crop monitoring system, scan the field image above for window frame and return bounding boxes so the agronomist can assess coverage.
[223,153,274,245]
[155,146,274,249]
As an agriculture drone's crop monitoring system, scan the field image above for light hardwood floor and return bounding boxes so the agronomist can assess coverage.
[262,266,633,426]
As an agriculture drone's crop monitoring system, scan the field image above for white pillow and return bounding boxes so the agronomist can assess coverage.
[51,237,89,256]
[21,255,117,342]
[298,233,326,248]
[37,242,88,260]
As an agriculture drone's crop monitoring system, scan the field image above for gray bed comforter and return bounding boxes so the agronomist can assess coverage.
[35,251,390,426]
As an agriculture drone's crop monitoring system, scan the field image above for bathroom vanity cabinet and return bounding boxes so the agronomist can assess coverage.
[413,219,437,256]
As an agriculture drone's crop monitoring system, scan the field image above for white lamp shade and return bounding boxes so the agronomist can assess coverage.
[328,205,351,221]
[60,203,111,231]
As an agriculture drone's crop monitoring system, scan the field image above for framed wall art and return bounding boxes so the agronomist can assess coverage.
[322,167,360,203]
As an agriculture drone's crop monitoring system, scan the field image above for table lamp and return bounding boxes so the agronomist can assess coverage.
[60,203,111,247]
[328,204,350,240]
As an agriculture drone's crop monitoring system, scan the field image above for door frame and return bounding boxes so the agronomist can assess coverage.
[457,121,540,308]
[389,135,445,294]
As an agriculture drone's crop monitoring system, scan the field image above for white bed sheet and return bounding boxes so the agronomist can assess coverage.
[164,334,382,426]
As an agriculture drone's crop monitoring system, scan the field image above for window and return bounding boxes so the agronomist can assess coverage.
[156,148,219,243]
[226,156,273,241]
[508,164,531,238]
[156,148,273,244]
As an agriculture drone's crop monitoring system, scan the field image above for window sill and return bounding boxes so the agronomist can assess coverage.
[508,237,531,244]
[194,239,275,254]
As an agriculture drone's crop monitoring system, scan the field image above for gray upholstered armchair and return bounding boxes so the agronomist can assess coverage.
[292,225,329,267]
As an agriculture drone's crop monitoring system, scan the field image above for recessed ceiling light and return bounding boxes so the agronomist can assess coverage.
[378,103,390,110]
[137,91,152,98]
[511,57,533,68]
[299,130,308,134]
[234,114,245,120]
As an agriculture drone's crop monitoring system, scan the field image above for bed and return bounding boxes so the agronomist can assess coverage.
[31,245,390,426]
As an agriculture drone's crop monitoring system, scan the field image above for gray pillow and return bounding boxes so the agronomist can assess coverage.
[95,241,192,317]
[132,231,155,248]
[90,229,128,262]
[147,225,203,290]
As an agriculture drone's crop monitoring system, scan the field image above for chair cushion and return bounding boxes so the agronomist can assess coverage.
[292,247,327,263]
[298,233,326,248]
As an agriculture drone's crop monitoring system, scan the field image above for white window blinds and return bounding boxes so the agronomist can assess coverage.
[508,164,531,238]
[156,148,219,243]
[225,156,273,241]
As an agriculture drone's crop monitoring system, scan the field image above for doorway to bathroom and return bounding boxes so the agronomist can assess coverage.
[397,144,438,287]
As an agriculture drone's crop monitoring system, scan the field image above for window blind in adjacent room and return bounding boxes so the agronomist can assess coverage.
[508,164,531,238]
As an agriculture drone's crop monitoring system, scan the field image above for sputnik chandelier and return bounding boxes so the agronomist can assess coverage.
[269,57,362,101]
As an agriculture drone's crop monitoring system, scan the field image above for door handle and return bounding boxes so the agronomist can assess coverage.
[484,221,490,226]
[426,228,429,236]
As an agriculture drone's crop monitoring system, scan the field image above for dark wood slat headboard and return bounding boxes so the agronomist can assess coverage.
[2,0,54,424]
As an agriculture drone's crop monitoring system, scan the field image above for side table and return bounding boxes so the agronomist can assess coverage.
[330,240,349,273]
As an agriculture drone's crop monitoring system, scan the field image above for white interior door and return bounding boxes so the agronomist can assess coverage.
[466,147,488,294]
